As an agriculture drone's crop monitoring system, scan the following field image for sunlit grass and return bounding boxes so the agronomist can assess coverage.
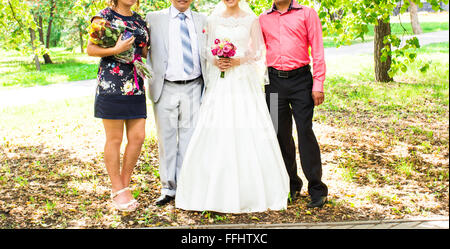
[320,42,449,118]
[0,48,99,88]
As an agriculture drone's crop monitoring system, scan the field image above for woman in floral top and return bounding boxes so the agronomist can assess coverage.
[87,0,149,212]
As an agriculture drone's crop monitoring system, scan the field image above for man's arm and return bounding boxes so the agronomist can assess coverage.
[306,8,326,106]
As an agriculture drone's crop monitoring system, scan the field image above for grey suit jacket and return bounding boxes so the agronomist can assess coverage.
[145,8,207,103]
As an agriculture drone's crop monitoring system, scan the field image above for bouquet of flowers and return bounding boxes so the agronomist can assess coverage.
[211,38,237,78]
[89,19,151,90]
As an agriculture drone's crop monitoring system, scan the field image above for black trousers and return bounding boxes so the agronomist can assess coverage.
[265,67,328,199]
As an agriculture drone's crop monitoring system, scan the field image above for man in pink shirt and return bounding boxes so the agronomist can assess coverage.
[259,0,328,208]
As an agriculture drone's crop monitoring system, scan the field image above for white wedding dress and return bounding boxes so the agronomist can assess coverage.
[175,4,290,213]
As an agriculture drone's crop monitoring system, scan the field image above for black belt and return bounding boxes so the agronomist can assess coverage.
[268,65,310,79]
[165,76,201,84]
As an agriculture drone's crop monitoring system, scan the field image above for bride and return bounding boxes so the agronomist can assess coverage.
[175,0,290,213]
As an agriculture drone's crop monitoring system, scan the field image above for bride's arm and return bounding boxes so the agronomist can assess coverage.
[240,18,266,66]
[220,18,266,69]
[204,17,229,72]
[235,17,269,85]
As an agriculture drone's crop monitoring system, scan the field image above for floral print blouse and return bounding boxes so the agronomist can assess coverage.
[93,7,149,96]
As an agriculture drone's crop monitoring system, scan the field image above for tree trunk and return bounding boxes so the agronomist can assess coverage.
[46,0,55,49]
[29,28,41,71]
[38,16,44,43]
[409,0,423,34]
[38,16,53,64]
[78,25,84,53]
[42,50,53,64]
[40,0,55,64]
[374,18,393,82]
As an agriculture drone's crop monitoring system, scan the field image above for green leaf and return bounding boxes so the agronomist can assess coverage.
[319,11,327,19]
[420,63,430,73]
[105,29,112,37]
[401,64,408,73]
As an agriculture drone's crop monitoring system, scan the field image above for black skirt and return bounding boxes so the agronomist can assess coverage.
[94,94,147,120]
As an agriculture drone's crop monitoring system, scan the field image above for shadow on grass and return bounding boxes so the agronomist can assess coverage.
[0,143,110,228]
[0,140,390,228]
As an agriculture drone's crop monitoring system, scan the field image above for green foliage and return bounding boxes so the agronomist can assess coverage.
[248,0,272,15]
[0,0,42,55]
[296,0,449,79]
[140,0,172,12]
[1,0,448,77]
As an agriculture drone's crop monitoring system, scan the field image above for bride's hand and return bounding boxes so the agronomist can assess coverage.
[229,58,240,67]
[215,58,231,71]
[215,58,240,71]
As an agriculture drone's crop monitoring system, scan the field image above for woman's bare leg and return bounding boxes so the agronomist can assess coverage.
[122,118,146,188]
[102,119,136,206]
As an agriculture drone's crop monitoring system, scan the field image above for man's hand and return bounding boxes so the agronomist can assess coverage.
[312,91,324,106]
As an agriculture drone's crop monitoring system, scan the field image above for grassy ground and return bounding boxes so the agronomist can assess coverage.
[0,48,99,88]
[0,42,447,228]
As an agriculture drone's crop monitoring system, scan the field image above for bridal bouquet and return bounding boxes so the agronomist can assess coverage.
[211,38,236,78]
[89,19,151,90]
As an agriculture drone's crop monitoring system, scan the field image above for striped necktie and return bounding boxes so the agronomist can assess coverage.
[178,13,194,75]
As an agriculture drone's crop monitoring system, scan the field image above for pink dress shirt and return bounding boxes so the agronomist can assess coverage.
[259,1,326,92]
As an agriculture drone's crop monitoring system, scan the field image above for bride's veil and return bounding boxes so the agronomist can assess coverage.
[204,0,269,86]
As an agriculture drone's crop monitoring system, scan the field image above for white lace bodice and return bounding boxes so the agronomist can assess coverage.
[203,13,268,86]
[208,15,256,58]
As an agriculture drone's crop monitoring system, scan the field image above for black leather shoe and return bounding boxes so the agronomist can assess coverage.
[307,196,327,208]
[155,195,175,206]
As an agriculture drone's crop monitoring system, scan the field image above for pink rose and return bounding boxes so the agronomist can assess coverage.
[223,45,231,53]
[214,39,220,44]
[217,49,224,56]
[211,48,218,56]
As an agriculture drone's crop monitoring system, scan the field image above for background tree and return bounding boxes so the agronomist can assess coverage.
[1,0,46,70]
[70,0,108,53]
[258,0,448,82]
[1,0,447,76]
[410,0,423,34]
[33,0,56,64]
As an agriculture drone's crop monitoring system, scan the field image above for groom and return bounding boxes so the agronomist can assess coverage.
[146,0,207,206]
[260,0,328,208]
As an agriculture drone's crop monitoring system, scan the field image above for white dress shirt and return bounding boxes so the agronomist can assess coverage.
[165,6,202,81]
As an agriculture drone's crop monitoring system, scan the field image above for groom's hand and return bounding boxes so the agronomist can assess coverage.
[312,91,324,106]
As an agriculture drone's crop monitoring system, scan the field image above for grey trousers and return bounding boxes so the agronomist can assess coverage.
[153,78,203,197]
